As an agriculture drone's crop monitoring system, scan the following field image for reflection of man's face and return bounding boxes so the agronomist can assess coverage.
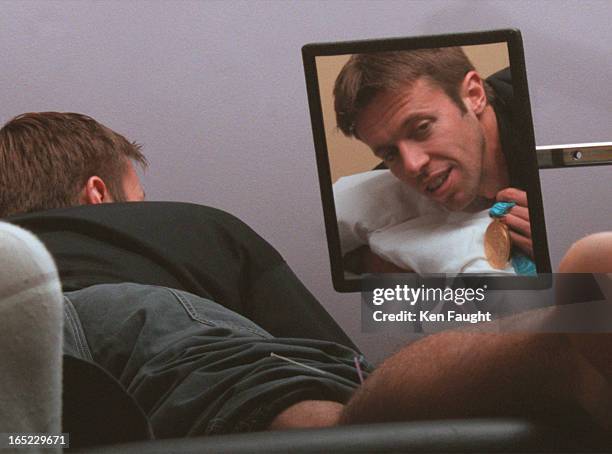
[355,77,486,211]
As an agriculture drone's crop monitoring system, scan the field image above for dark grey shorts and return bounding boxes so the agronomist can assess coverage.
[63,283,368,438]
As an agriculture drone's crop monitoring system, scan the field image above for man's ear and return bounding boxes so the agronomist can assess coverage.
[461,70,487,116]
[79,176,114,205]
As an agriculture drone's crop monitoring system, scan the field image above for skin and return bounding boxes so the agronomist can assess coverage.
[497,187,532,258]
[355,72,506,212]
[74,158,611,430]
[354,72,533,256]
[268,400,344,430]
[272,233,612,431]
[79,159,145,205]
[559,232,612,387]
[120,160,146,202]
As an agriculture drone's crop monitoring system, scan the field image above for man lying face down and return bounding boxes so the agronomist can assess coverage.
[2,112,612,445]
[1,112,361,441]
[334,48,533,271]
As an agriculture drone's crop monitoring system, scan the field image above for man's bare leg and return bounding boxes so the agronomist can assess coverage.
[560,232,612,399]
[270,233,612,430]
[269,400,344,430]
[271,332,600,430]
[559,232,612,275]
[338,330,603,425]
[339,232,612,427]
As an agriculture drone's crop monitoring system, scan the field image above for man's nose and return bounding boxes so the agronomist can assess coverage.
[398,143,429,177]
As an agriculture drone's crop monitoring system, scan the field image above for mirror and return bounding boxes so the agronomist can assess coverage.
[303,30,551,292]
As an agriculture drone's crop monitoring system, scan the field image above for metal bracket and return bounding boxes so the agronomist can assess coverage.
[536,142,612,169]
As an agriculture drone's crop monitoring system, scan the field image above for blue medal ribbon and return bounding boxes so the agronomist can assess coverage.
[488,201,536,275]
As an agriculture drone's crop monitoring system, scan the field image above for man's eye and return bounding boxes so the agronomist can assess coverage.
[414,121,432,139]
[382,150,397,162]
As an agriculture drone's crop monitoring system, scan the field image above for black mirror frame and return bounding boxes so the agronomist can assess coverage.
[302,29,551,292]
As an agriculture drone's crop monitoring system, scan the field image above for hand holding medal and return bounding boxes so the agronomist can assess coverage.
[485,202,514,269]
[495,188,533,259]
[486,188,536,275]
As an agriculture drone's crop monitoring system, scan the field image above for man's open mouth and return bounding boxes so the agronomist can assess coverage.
[425,168,451,194]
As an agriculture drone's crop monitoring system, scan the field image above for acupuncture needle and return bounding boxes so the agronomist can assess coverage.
[270,352,329,375]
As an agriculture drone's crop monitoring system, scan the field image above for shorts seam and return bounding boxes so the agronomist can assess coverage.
[63,294,94,361]
[165,287,216,327]
[165,287,267,337]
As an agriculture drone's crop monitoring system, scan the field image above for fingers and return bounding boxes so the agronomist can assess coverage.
[496,188,533,258]
[496,187,528,207]
[508,229,534,259]
[502,207,531,237]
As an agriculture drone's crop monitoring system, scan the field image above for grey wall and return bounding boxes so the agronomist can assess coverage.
[1,0,610,364]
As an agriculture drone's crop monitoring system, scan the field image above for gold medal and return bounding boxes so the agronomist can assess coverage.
[484,219,511,269]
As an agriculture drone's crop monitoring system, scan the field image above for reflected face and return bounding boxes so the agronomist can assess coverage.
[355,78,486,211]
[121,160,145,202]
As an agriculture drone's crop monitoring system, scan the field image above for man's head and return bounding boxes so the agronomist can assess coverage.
[334,48,502,211]
[0,112,147,218]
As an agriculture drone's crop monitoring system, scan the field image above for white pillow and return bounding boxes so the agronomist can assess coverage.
[333,170,440,254]
[333,170,515,275]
